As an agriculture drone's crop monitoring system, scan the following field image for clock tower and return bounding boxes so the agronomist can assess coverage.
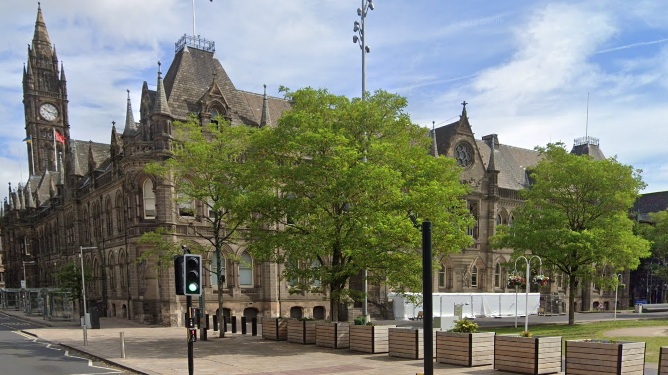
[23,3,69,176]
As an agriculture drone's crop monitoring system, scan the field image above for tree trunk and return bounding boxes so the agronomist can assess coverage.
[568,274,577,325]
[330,285,339,321]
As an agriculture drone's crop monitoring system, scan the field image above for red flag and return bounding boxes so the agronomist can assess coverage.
[55,130,66,144]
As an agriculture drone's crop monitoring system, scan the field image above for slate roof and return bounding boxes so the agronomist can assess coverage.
[571,143,606,160]
[239,90,292,127]
[633,191,668,222]
[162,47,257,125]
[71,140,110,176]
[477,141,543,190]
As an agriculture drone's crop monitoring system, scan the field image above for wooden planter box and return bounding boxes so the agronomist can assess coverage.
[388,328,436,360]
[565,340,645,375]
[287,320,317,344]
[315,322,350,349]
[261,318,288,341]
[495,335,562,375]
[436,331,494,367]
[349,325,395,353]
[659,347,668,375]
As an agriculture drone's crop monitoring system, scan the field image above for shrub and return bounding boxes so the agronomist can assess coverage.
[451,318,478,333]
[520,330,532,337]
[354,315,366,325]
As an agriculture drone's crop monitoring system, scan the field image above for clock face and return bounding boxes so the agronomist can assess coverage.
[39,103,59,121]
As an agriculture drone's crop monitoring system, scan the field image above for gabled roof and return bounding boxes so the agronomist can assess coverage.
[239,90,291,127]
[477,141,543,190]
[162,47,256,124]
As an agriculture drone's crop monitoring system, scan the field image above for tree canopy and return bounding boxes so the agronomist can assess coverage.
[245,87,473,320]
[55,262,92,315]
[491,143,650,324]
[141,114,256,337]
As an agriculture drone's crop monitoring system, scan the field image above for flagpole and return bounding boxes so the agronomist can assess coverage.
[30,137,35,176]
[192,0,196,38]
[53,128,57,171]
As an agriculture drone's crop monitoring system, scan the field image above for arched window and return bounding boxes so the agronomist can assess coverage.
[82,207,89,243]
[105,197,113,236]
[239,251,253,287]
[438,265,446,288]
[178,192,195,217]
[119,251,127,290]
[92,202,101,240]
[310,260,321,287]
[471,265,478,288]
[509,215,514,227]
[116,193,124,233]
[143,180,156,218]
[108,253,116,292]
[211,252,226,287]
[496,214,502,226]
[210,108,220,125]
[494,263,501,288]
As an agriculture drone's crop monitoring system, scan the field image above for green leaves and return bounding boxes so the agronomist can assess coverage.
[491,143,650,323]
[245,88,472,315]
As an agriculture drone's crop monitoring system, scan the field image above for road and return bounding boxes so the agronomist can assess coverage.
[0,313,131,375]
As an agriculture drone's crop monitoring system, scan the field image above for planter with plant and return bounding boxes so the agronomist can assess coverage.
[315,321,350,349]
[261,317,288,341]
[565,339,645,375]
[287,318,318,345]
[494,333,562,375]
[435,318,495,367]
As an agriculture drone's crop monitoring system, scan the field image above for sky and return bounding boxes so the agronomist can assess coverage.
[0,0,667,200]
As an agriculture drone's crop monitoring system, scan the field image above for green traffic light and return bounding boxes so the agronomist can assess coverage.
[188,283,198,292]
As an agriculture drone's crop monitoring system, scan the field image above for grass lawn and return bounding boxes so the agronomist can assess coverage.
[480,319,668,363]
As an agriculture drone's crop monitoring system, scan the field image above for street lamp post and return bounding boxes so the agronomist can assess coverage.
[353,0,374,101]
[80,246,97,346]
[614,273,623,321]
[514,255,542,333]
[352,0,374,325]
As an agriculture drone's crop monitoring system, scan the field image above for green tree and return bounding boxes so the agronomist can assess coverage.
[141,115,255,337]
[55,262,92,316]
[491,143,650,324]
[245,87,472,321]
[638,211,668,288]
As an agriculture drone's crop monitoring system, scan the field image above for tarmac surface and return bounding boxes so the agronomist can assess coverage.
[1,309,666,375]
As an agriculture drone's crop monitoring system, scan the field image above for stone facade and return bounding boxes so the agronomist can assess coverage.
[1,5,326,326]
[1,6,628,327]
[430,107,630,311]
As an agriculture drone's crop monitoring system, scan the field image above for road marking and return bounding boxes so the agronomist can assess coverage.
[11,330,124,374]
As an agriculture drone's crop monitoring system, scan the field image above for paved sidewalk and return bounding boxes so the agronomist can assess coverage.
[1,309,661,375]
[1,310,506,375]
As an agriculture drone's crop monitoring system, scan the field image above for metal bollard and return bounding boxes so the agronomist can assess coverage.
[83,325,88,346]
[205,314,210,330]
[213,315,218,331]
[120,332,126,358]
[251,318,257,336]
[241,317,247,334]
[224,316,228,332]
[232,316,237,333]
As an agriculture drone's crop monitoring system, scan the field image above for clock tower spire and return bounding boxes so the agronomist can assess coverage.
[23,3,69,176]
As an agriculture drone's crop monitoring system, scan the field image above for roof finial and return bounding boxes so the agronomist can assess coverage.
[127,89,130,99]
[158,61,162,76]
[112,120,116,127]
[461,100,468,110]
[432,120,435,131]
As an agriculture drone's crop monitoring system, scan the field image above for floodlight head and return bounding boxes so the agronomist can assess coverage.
[365,45,370,53]
[354,21,360,32]
[353,35,358,43]
[368,1,374,10]
[357,8,362,16]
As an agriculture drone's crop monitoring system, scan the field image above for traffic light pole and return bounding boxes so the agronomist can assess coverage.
[187,295,194,375]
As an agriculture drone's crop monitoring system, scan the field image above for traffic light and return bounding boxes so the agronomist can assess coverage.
[184,254,202,296]
[174,255,185,295]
